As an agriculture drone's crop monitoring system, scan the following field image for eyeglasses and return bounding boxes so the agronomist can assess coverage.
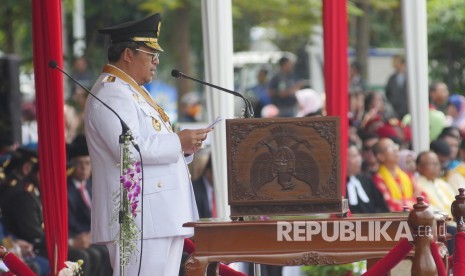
[135,48,160,62]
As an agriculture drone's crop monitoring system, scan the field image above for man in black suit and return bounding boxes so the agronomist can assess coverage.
[347,142,389,213]
[67,135,112,275]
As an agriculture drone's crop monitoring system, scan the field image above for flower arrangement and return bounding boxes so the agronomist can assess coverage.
[112,134,142,266]
[58,260,84,276]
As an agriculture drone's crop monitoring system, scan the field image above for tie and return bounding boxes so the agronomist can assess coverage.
[78,182,92,209]
[211,192,217,218]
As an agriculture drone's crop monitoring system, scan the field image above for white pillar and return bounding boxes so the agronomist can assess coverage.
[73,0,86,57]
[201,0,235,218]
[402,0,429,153]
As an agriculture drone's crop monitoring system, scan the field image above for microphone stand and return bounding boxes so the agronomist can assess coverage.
[172,70,254,118]
[48,60,139,276]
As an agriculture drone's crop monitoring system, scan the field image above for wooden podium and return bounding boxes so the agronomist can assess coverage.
[184,212,449,276]
[225,116,348,217]
[184,117,450,275]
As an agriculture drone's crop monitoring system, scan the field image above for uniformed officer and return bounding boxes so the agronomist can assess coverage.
[0,147,94,275]
[0,147,42,252]
[84,13,212,275]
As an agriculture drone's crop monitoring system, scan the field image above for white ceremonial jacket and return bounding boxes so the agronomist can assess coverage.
[84,71,199,244]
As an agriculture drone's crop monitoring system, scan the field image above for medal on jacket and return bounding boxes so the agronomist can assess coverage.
[152,117,161,131]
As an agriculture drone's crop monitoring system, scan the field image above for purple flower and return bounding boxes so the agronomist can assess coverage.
[121,160,144,218]
[126,167,135,178]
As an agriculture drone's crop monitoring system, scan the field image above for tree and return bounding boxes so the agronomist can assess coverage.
[232,0,321,52]
[427,0,465,92]
[0,0,34,69]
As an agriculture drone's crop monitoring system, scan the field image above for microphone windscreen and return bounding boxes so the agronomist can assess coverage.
[48,60,58,68]
[171,69,181,78]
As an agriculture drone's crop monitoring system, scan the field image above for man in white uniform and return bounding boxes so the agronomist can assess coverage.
[84,13,211,275]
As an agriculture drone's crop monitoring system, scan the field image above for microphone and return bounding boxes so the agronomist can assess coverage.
[171,69,254,118]
[48,60,140,152]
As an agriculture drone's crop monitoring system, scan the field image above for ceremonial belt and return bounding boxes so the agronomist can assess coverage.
[102,64,170,123]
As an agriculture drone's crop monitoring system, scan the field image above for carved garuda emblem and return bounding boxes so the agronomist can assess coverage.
[250,126,321,195]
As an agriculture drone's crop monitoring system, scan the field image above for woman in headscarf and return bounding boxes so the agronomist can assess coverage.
[447,94,465,136]
[295,88,324,117]
[398,149,417,177]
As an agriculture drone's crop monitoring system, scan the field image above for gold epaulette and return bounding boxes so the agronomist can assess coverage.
[9,179,17,187]
[102,76,116,83]
[67,167,75,177]
[25,183,34,193]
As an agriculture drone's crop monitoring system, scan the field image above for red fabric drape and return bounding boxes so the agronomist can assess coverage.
[430,242,447,276]
[323,1,348,197]
[2,253,36,276]
[32,0,68,274]
[454,232,465,275]
[183,238,247,276]
[362,238,413,276]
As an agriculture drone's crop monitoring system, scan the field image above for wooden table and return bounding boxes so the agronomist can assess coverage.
[184,213,449,275]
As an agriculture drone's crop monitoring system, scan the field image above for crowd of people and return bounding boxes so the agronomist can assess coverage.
[244,53,465,263]
[346,56,464,256]
[0,136,112,275]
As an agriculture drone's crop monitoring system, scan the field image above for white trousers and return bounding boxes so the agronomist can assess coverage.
[106,236,184,276]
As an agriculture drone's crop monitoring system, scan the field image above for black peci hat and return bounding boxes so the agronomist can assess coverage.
[99,13,163,52]
[68,134,89,160]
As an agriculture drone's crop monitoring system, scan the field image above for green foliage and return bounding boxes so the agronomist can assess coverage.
[427,0,465,92]
[368,0,399,10]
[301,261,365,276]
[232,0,321,51]
[0,0,32,55]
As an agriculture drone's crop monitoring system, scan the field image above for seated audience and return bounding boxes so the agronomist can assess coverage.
[360,133,379,177]
[346,142,389,213]
[0,220,49,275]
[398,149,417,177]
[375,118,412,150]
[0,147,97,275]
[415,151,456,217]
[415,150,457,254]
[67,135,112,275]
[372,138,417,211]
[446,94,465,136]
[430,139,453,179]
[437,127,461,170]
[448,138,465,192]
